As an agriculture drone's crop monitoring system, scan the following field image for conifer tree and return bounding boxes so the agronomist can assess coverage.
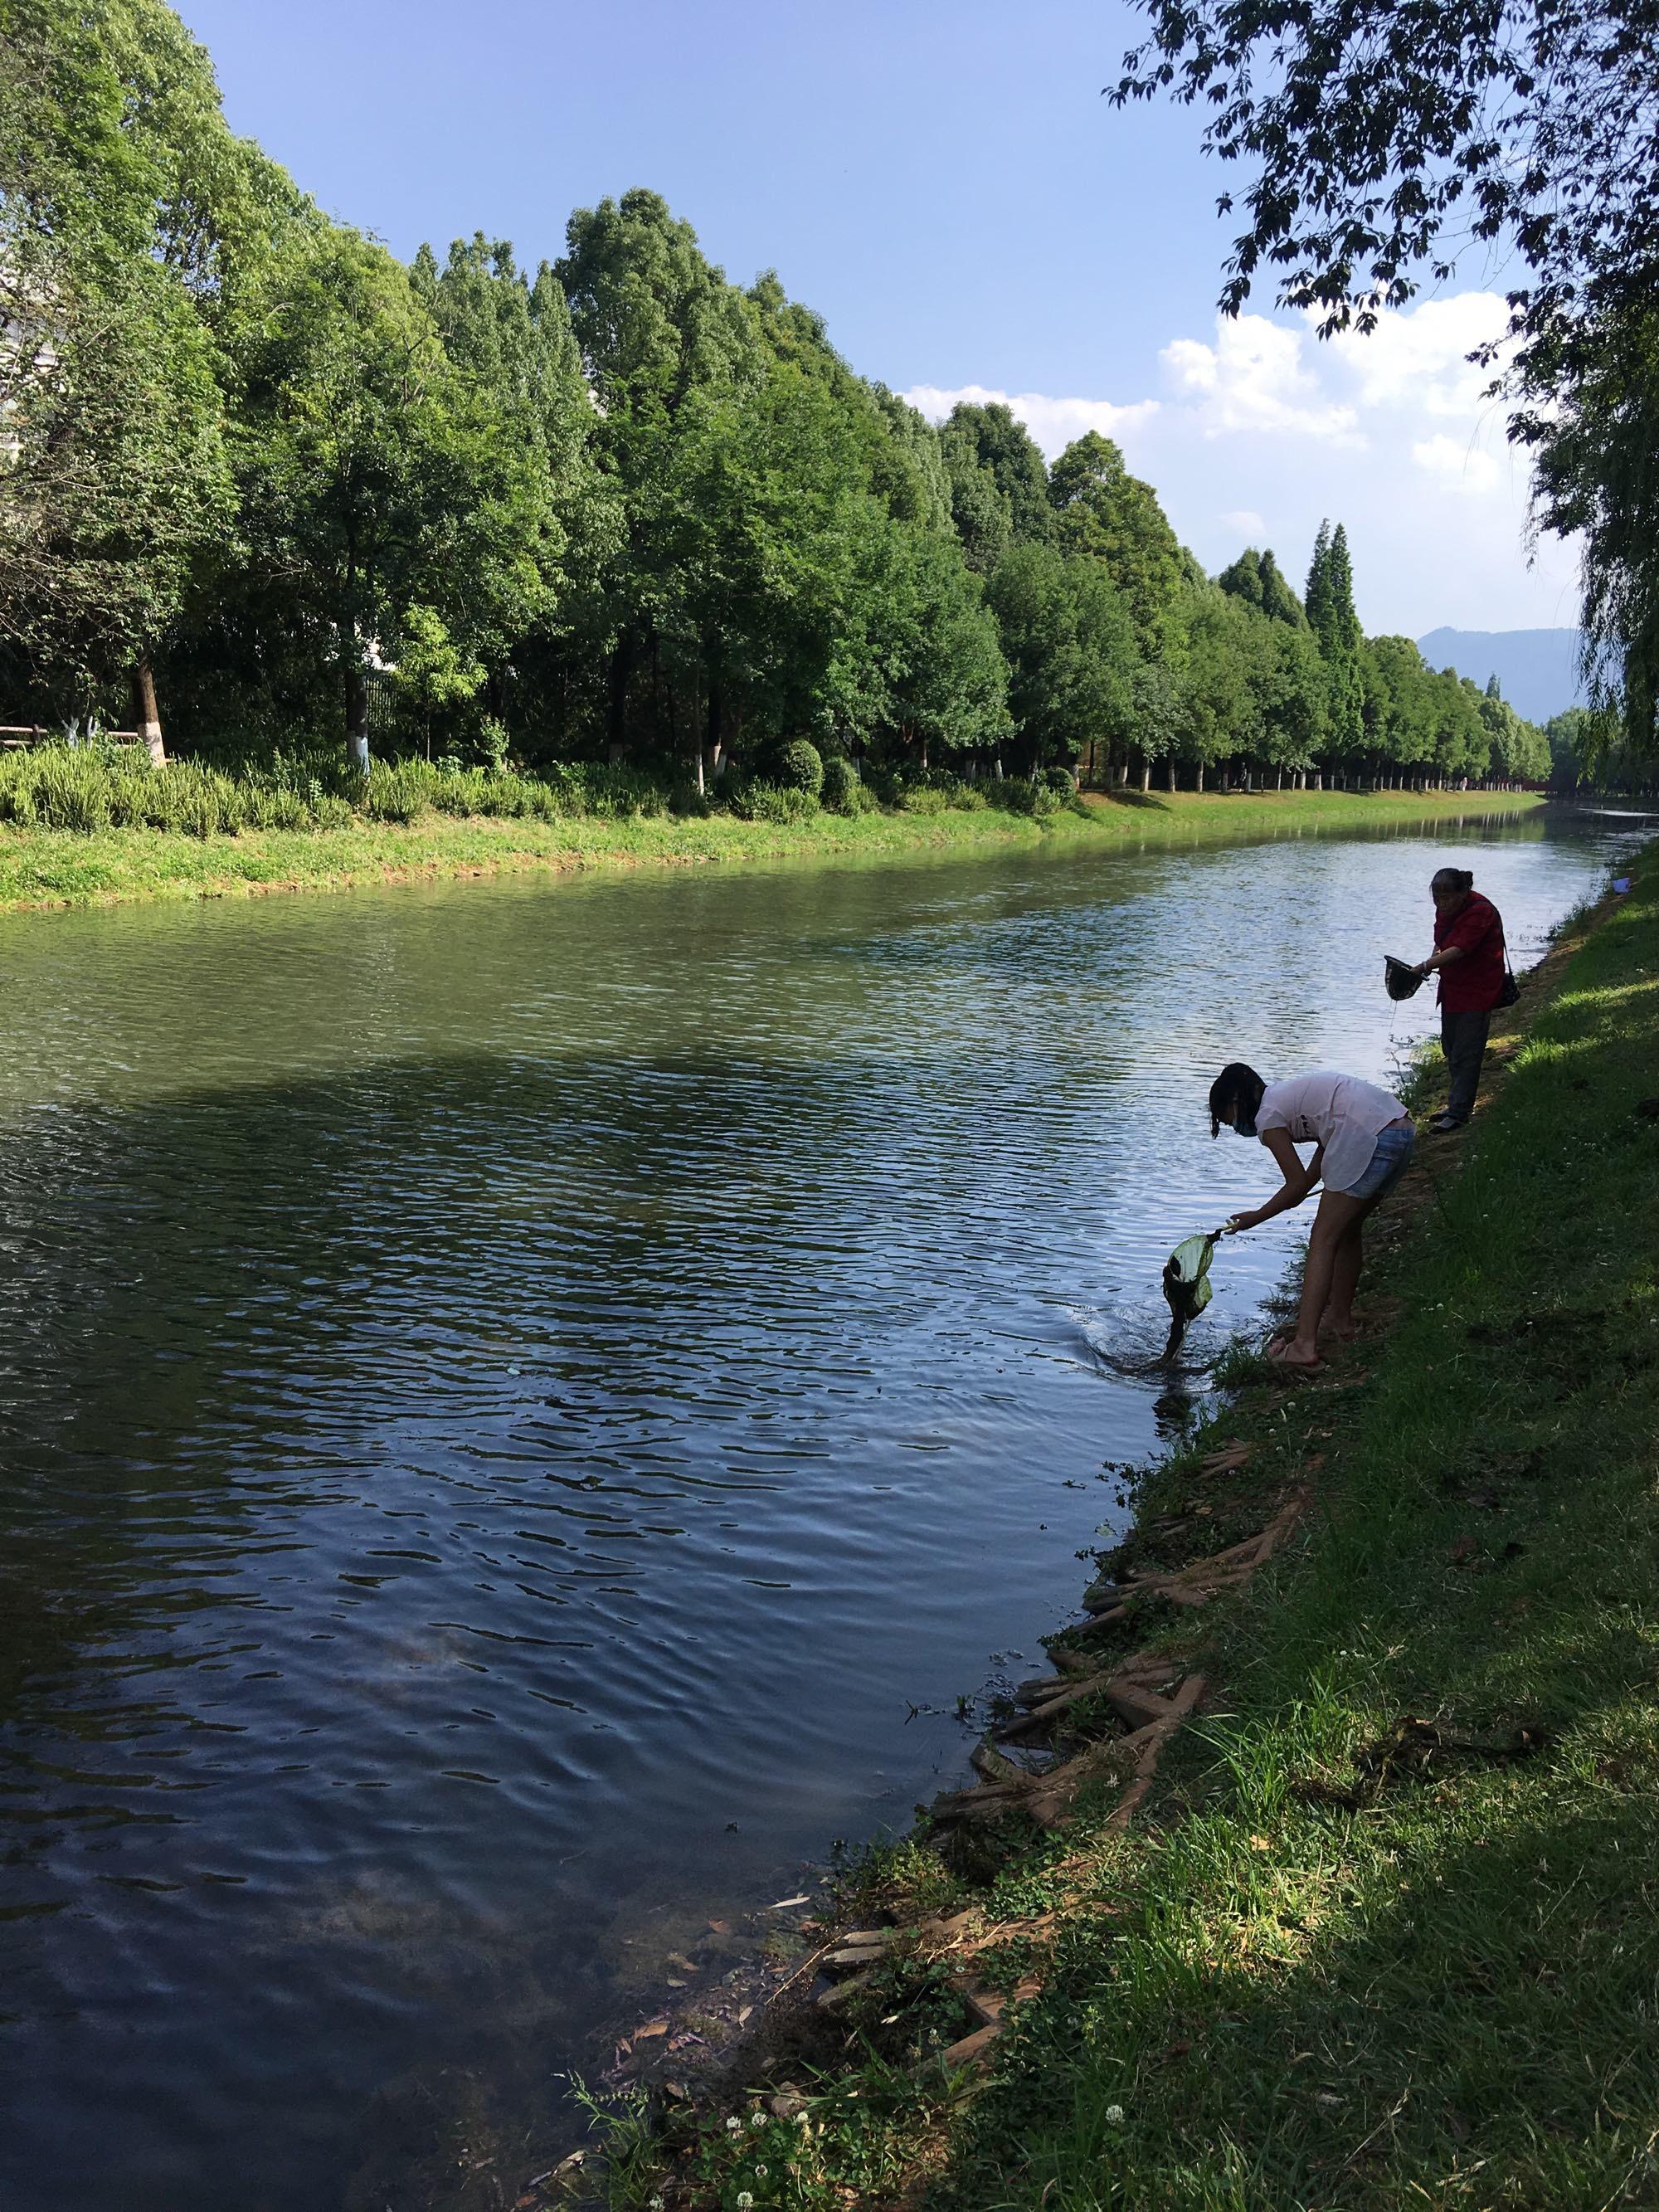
[1217,548,1264,607]
[1257,550,1306,626]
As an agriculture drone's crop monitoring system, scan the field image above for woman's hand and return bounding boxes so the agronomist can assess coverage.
[1227,1208,1262,1233]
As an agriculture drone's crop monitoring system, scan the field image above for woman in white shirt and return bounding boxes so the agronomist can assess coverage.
[1208,1062,1415,1370]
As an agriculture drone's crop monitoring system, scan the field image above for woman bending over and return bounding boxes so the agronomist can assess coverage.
[1209,1063,1415,1370]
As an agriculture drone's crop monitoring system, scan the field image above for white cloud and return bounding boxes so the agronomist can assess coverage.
[901,292,1579,633]
[1325,293,1509,418]
[1160,315,1363,445]
[902,381,1158,459]
[1412,433,1504,495]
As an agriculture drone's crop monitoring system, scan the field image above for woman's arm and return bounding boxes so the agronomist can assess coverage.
[1419,905,1498,977]
[1418,944,1467,975]
[1228,1129,1323,1231]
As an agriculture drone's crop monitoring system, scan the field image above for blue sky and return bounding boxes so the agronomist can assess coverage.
[178,0,1580,640]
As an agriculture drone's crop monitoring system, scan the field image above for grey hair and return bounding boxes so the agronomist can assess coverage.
[1431,867,1474,894]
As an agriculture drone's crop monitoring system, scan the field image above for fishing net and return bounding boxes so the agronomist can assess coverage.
[1160,1232,1216,1359]
[1384,954,1425,1001]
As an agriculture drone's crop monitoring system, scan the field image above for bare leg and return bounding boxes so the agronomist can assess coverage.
[1321,1217,1368,1337]
[1270,1192,1370,1367]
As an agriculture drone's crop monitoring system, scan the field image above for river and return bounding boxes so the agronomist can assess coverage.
[0,806,1645,2210]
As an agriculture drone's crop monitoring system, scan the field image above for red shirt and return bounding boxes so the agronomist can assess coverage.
[1435,890,1506,1012]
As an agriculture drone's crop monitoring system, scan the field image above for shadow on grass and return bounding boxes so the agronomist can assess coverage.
[1084,788,1175,815]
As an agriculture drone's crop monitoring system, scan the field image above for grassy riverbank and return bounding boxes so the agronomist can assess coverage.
[0,785,1540,914]
[593,859,1659,2211]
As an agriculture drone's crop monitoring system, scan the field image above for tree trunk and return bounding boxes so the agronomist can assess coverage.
[1194,763,1205,792]
[1140,755,1151,792]
[345,661,370,772]
[704,668,722,792]
[134,655,165,767]
[607,631,635,756]
[1166,758,1177,793]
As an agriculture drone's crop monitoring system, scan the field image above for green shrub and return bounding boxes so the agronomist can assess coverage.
[363,761,428,825]
[537,761,674,819]
[727,778,813,824]
[912,767,989,811]
[899,784,949,816]
[34,751,112,832]
[820,758,864,815]
[107,767,157,826]
[1042,765,1079,795]
[776,738,824,799]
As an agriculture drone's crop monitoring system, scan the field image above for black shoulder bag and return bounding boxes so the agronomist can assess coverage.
[1497,932,1520,1007]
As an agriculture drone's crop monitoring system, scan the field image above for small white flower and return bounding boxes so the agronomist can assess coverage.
[1105,2104,1126,2125]
[748,2110,766,2129]
[737,2195,755,2211]
[755,2166,768,2178]
[725,2117,744,2135]
[649,2200,664,2210]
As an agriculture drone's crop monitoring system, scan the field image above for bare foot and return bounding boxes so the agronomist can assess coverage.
[1320,1318,1360,1342]
[1267,1334,1323,1370]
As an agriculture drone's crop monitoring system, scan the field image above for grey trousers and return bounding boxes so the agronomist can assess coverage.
[1441,1006,1491,1122]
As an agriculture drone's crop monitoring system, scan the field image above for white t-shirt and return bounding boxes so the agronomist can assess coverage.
[1256,1071,1406,1193]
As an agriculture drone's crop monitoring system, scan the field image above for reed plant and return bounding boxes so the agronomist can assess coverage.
[0,741,1071,841]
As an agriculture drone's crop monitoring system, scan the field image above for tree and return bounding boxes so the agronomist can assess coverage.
[1258,618,1328,776]
[1111,0,1659,767]
[940,403,1053,548]
[1112,0,1659,370]
[829,524,1010,770]
[1305,519,1364,756]
[1049,431,1190,660]
[1526,311,1659,748]
[985,543,1136,772]
[1217,548,1263,609]
[0,0,236,744]
[557,189,769,758]
[1258,549,1306,626]
[1171,585,1257,785]
[1219,546,1307,633]
[226,224,562,764]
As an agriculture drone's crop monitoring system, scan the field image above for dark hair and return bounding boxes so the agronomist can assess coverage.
[1209,1062,1265,1138]
[1431,867,1474,895]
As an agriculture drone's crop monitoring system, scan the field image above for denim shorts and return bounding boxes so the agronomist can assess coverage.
[1335,1120,1416,1201]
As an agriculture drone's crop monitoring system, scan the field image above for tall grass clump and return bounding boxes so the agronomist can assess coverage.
[0,743,690,840]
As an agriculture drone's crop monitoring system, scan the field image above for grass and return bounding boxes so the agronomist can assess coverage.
[0,780,1541,915]
[592,857,1659,2212]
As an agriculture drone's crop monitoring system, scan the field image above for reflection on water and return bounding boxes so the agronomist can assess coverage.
[0,806,1644,2210]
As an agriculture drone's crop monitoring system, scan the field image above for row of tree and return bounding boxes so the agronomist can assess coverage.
[2,0,1548,795]
[1113,0,1659,772]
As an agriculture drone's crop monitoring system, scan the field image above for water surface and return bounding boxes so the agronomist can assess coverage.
[0,806,1642,2210]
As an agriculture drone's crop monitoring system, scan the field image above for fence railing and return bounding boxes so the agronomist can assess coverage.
[0,725,141,751]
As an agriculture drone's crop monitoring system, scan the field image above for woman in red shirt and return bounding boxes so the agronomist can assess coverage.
[1413,867,1507,1132]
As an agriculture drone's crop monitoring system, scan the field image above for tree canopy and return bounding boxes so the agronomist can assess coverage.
[1112,0,1659,763]
[0,0,1543,797]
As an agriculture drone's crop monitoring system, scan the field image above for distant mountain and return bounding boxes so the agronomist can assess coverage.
[1415,627,1586,724]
